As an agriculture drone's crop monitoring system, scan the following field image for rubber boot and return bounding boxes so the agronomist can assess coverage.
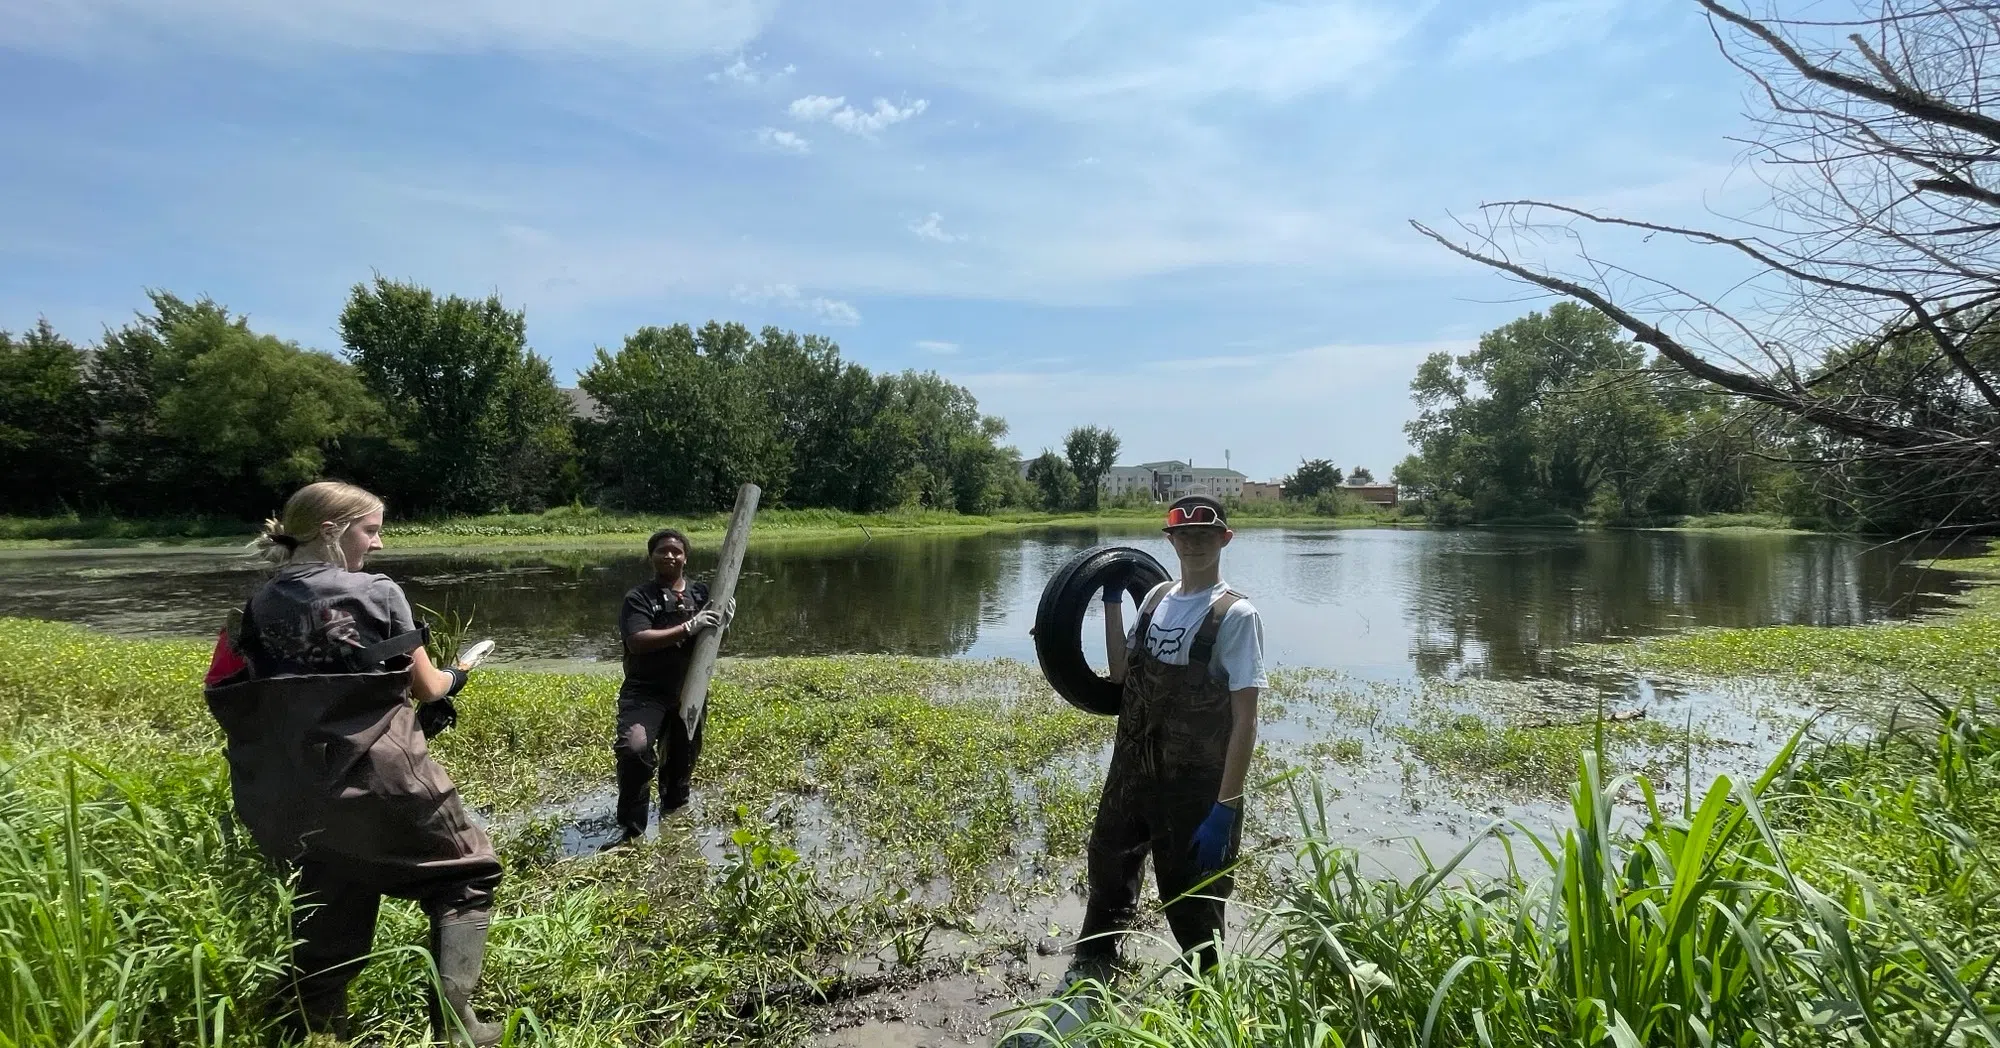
[272,996,350,1044]
[272,961,354,1043]
[428,912,505,1047]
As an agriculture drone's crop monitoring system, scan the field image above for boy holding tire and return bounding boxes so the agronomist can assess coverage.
[1078,493,1265,978]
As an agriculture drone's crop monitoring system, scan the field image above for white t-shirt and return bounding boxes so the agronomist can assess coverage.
[1125,580,1267,691]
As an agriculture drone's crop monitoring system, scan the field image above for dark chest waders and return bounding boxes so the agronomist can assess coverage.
[1076,586,1244,970]
[614,581,708,840]
[205,616,503,1043]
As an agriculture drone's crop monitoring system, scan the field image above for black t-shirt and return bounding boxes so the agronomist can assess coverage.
[620,578,710,693]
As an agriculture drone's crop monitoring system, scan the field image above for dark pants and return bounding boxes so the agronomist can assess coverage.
[614,688,705,837]
[1078,752,1239,971]
[287,851,502,1027]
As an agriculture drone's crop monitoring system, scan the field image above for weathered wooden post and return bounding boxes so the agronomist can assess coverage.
[679,482,760,738]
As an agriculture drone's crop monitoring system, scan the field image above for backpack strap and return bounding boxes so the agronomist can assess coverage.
[1188,589,1244,668]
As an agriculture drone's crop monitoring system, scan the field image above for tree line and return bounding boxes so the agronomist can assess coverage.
[1413,2,2000,537]
[0,280,1120,520]
[1390,302,1978,534]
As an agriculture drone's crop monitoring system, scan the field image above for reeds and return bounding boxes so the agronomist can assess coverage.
[1021,707,2000,1047]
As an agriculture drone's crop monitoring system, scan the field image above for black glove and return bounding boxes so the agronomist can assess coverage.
[417,696,459,738]
[445,665,469,697]
[1101,574,1128,604]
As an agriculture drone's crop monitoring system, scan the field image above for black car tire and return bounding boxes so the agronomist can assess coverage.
[1032,544,1171,715]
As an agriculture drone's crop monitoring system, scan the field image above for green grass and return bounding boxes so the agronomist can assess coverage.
[994,548,2000,1047]
[1394,708,1702,797]
[1014,712,2000,1047]
[1594,548,2000,708]
[0,618,1112,1046]
[9,547,2000,1046]
[0,502,1411,552]
[1666,511,1809,531]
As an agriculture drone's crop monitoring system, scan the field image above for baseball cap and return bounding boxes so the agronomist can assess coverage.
[1163,494,1228,531]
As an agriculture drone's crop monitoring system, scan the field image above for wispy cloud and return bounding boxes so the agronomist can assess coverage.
[5,0,777,58]
[755,127,811,154]
[882,2,1420,117]
[731,283,861,325]
[709,52,795,85]
[908,213,964,243]
[787,94,846,121]
[832,98,928,136]
[915,339,959,354]
[790,94,929,137]
[1449,0,1622,65]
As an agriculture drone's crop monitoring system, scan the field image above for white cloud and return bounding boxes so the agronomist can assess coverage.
[1449,0,1621,65]
[874,2,1420,117]
[915,339,959,354]
[755,127,811,154]
[831,98,928,136]
[5,0,776,58]
[709,52,793,85]
[731,283,861,325]
[908,212,964,243]
[789,94,929,138]
[788,94,846,121]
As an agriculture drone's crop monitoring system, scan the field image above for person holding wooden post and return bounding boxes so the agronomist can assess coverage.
[608,527,736,847]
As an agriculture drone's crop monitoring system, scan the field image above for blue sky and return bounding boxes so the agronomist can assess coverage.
[0,0,1764,482]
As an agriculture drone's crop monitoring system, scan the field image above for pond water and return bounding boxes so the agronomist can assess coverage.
[0,525,1971,683]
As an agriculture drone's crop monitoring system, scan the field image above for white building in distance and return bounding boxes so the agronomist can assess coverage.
[1102,460,1246,502]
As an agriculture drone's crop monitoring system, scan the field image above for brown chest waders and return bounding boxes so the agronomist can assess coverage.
[205,624,502,1042]
[1076,587,1244,972]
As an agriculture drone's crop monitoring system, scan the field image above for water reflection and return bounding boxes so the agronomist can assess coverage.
[0,527,1969,680]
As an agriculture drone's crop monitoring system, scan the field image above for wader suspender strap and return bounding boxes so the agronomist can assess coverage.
[1188,592,1242,671]
[1131,584,1173,666]
[234,599,429,674]
[348,624,430,670]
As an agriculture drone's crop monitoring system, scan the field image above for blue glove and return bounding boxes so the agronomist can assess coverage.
[1101,577,1126,604]
[1188,802,1239,873]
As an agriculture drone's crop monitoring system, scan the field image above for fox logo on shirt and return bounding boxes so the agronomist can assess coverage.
[1147,625,1188,660]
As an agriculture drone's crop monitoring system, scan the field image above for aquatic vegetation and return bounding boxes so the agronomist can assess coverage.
[1026,712,2000,1047]
[0,619,1110,1046]
[8,534,2000,1047]
[1394,707,1704,797]
[1595,549,2000,708]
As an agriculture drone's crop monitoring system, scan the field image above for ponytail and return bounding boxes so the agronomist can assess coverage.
[249,481,384,566]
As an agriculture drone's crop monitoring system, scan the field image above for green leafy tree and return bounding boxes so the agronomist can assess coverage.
[156,318,384,492]
[1346,466,1375,485]
[1282,458,1342,500]
[1062,426,1121,510]
[1403,303,1644,519]
[66,293,388,515]
[0,320,95,513]
[1026,450,1079,512]
[1540,370,1671,522]
[485,352,579,512]
[339,277,535,513]
[748,327,874,509]
[580,322,782,511]
[87,292,221,510]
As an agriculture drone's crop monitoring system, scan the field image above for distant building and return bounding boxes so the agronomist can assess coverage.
[1342,483,1398,507]
[559,387,604,422]
[1101,459,1247,502]
[1240,481,1284,501]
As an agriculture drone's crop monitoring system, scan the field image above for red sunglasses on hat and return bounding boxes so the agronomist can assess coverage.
[1164,504,1224,529]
